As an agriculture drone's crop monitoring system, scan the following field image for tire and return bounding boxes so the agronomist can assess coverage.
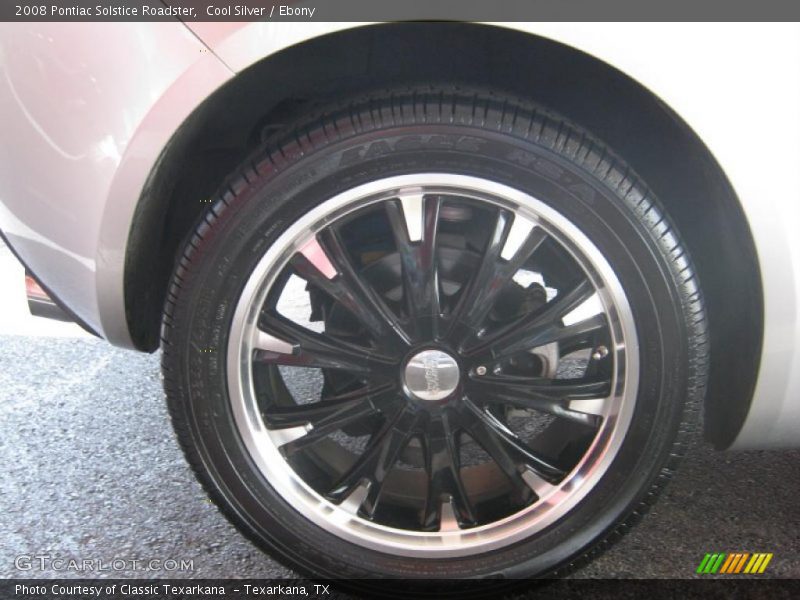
[161,87,708,587]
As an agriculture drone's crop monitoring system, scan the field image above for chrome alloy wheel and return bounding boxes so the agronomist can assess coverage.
[227,173,639,558]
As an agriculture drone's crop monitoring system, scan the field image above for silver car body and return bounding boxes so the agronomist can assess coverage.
[0,22,797,449]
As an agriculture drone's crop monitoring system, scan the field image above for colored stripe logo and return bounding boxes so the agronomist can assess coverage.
[696,552,773,574]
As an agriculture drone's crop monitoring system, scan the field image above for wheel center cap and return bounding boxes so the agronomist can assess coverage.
[404,349,460,401]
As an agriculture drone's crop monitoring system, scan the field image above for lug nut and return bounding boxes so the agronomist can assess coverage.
[476,366,487,376]
[591,346,609,361]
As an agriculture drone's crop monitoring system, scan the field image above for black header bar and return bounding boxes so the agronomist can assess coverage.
[2,0,800,22]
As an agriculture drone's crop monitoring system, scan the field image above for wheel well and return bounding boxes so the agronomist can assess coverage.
[126,22,761,448]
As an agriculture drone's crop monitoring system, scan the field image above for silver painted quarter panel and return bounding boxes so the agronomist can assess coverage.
[0,23,233,341]
[0,22,797,448]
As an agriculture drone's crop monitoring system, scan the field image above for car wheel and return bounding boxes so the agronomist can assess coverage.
[161,88,708,585]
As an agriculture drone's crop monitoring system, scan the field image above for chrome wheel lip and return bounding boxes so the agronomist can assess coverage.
[226,173,639,558]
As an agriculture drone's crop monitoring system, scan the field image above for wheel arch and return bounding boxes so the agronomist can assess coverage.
[126,22,761,448]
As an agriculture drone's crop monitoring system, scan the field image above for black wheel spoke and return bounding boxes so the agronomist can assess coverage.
[448,211,548,349]
[325,406,421,518]
[467,374,609,426]
[468,279,603,362]
[264,383,396,429]
[255,312,396,378]
[460,397,566,484]
[385,195,441,341]
[280,403,383,457]
[422,413,477,530]
[290,231,411,351]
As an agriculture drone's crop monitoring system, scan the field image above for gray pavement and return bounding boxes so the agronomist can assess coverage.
[0,335,798,580]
